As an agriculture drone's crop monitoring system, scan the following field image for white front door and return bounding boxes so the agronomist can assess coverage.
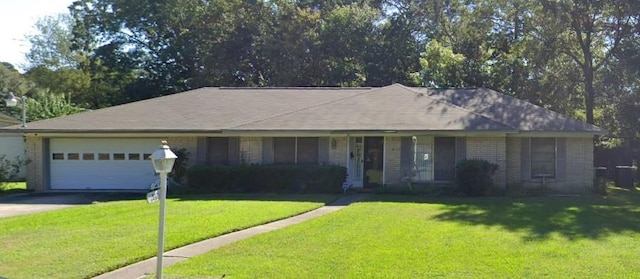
[50,138,162,190]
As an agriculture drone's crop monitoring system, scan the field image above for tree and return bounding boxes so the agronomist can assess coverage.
[540,0,638,124]
[25,91,88,121]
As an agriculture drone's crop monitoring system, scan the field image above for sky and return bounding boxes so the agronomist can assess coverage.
[0,0,74,71]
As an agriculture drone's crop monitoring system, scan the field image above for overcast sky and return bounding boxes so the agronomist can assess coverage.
[0,0,74,71]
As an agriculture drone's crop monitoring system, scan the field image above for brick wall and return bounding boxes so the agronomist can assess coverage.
[384,136,402,184]
[166,136,198,167]
[25,135,45,191]
[328,136,347,166]
[240,137,263,164]
[508,136,594,193]
[466,136,507,189]
[564,137,594,192]
[505,137,521,185]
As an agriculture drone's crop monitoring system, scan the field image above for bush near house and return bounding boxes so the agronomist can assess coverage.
[187,164,347,194]
[455,159,499,196]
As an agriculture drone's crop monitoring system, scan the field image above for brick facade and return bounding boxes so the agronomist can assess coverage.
[25,135,45,191]
[506,136,594,193]
[239,137,263,164]
[166,136,198,167]
[384,136,402,184]
[466,136,507,189]
[564,137,594,192]
[328,136,347,166]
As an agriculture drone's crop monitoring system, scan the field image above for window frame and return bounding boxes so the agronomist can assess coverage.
[272,137,319,165]
[530,137,557,179]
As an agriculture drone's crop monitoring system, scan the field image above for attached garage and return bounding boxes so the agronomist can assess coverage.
[50,138,162,190]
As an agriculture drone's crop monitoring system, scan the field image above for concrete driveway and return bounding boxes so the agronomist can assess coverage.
[0,193,140,218]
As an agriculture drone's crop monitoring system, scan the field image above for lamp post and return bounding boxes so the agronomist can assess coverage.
[4,92,26,128]
[149,141,177,279]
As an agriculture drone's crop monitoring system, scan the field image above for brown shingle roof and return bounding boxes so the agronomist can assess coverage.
[4,84,604,134]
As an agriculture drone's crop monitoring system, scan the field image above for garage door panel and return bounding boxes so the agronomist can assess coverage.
[50,138,163,190]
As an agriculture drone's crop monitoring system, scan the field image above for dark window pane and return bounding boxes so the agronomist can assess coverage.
[67,153,79,160]
[83,153,95,160]
[98,153,110,160]
[273,137,296,164]
[113,153,125,160]
[128,153,140,160]
[297,137,318,165]
[531,138,556,178]
[52,153,64,160]
[143,153,152,160]
[208,137,230,165]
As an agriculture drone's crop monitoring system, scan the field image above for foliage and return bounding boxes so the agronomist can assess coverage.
[165,191,640,278]
[168,148,190,184]
[0,155,29,182]
[187,164,347,194]
[0,182,28,196]
[9,0,640,162]
[455,159,499,196]
[25,92,88,121]
[0,194,334,279]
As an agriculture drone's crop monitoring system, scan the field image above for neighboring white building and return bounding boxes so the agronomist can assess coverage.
[0,112,26,180]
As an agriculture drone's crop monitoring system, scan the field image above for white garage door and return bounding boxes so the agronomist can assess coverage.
[50,138,163,190]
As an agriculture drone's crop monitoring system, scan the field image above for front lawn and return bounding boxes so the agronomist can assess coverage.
[0,194,335,279]
[165,188,640,278]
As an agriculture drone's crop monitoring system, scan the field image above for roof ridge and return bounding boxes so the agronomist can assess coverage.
[399,85,519,130]
[227,87,381,129]
[217,87,374,90]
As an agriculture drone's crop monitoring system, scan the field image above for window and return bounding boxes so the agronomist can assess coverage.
[297,137,318,164]
[273,137,296,164]
[531,138,556,178]
[83,153,95,160]
[272,137,319,165]
[98,153,110,160]
[143,153,152,160]
[128,153,141,160]
[113,153,125,160]
[52,153,64,160]
[67,153,80,160]
[434,137,456,181]
[207,137,230,165]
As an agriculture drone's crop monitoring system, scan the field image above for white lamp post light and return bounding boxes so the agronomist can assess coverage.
[4,92,26,128]
[149,141,177,279]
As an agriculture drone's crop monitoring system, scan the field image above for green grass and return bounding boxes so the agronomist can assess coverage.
[0,181,28,196]
[0,194,336,279]
[165,188,640,278]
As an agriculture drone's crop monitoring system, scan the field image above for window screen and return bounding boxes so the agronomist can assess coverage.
[273,137,296,164]
[207,137,230,165]
[531,138,556,178]
[297,137,318,165]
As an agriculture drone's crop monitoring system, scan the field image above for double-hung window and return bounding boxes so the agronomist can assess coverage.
[531,138,556,178]
[273,137,318,164]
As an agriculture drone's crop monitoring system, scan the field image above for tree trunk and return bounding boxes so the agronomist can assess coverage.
[584,65,595,125]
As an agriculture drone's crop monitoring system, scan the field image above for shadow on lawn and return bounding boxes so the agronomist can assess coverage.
[366,188,640,241]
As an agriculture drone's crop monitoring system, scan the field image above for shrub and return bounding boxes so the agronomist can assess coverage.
[0,155,29,182]
[186,164,347,194]
[169,148,190,184]
[455,159,499,196]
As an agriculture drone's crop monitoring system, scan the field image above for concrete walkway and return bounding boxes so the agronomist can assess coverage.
[94,194,369,279]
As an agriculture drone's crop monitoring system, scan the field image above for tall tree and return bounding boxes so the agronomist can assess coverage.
[540,0,637,124]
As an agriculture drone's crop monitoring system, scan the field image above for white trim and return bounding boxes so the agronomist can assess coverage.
[382,136,386,185]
